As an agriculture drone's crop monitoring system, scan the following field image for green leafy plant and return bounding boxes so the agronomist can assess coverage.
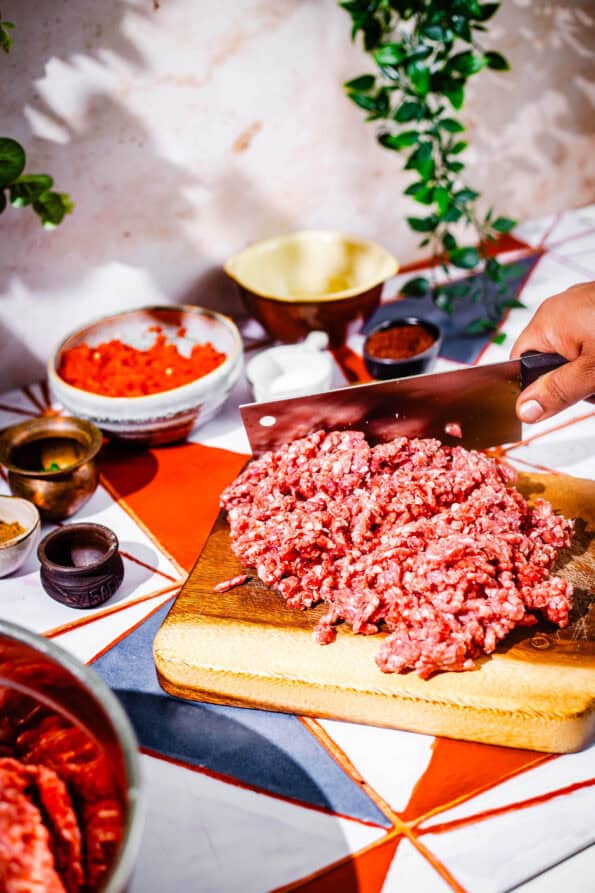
[341,0,517,335]
[0,16,73,228]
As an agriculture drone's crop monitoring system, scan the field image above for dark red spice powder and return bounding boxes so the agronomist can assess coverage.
[59,328,227,397]
[366,324,435,360]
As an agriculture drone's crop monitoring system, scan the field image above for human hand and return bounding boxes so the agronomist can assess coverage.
[510,282,595,423]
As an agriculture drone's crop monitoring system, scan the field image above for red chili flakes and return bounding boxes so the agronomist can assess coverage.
[59,331,227,397]
[366,325,435,359]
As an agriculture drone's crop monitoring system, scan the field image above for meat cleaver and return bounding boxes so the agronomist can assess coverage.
[240,352,570,455]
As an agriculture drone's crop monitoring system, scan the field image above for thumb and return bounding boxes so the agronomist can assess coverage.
[516,356,595,423]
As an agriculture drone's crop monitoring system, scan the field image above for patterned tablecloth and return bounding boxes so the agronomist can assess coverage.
[1,206,594,893]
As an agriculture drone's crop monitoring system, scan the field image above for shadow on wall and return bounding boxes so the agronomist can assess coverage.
[466,0,595,208]
[0,0,298,319]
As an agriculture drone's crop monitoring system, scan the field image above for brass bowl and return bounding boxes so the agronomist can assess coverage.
[0,416,103,522]
[224,230,398,348]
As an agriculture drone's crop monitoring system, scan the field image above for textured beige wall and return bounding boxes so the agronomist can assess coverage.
[0,0,594,388]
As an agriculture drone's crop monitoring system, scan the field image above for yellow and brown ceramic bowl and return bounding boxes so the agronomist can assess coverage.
[224,230,398,347]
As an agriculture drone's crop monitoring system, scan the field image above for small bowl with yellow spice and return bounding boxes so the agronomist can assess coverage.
[225,230,398,347]
[0,495,41,578]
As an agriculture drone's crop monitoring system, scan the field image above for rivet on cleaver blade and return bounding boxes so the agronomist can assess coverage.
[240,352,568,456]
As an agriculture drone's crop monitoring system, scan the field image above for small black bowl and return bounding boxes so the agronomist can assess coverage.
[363,317,442,380]
[38,523,124,609]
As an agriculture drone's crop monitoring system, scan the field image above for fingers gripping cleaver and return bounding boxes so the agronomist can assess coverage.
[240,352,569,456]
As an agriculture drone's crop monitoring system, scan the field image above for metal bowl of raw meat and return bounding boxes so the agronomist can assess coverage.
[0,619,143,892]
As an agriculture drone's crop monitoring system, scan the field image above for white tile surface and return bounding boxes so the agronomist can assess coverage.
[319,720,435,813]
[384,838,453,893]
[422,784,595,893]
[130,753,384,893]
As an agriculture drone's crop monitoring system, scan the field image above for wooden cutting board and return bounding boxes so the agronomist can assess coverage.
[154,472,595,753]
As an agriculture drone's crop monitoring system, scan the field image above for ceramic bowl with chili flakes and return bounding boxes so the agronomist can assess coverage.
[49,306,244,446]
[0,619,142,893]
[363,317,442,380]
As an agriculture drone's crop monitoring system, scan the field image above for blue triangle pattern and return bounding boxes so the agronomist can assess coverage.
[92,602,390,828]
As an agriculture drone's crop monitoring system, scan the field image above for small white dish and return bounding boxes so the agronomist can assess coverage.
[246,331,334,402]
[0,496,40,578]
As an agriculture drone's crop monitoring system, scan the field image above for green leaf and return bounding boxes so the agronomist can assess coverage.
[424,24,450,42]
[455,188,479,202]
[0,20,15,53]
[466,318,496,335]
[442,232,457,251]
[445,84,465,110]
[491,332,507,345]
[502,299,527,309]
[447,160,465,173]
[344,74,375,91]
[401,276,430,297]
[451,15,472,42]
[485,50,510,71]
[476,3,500,22]
[492,216,517,232]
[407,60,430,96]
[419,237,431,247]
[405,182,434,204]
[449,51,488,76]
[407,215,439,232]
[435,291,453,314]
[0,138,26,186]
[374,42,406,67]
[33,191,74,228]
[443,205,463,222]
[449,140,468,154]
[9,174,53,207]
[378,130,419,151]
[485,257,503,281]
[405,142,434,178]
[449,246,480,269]
[394,101,425,122]
[433,186,450,216]
[348,92,381,112]
[439,117,465,133]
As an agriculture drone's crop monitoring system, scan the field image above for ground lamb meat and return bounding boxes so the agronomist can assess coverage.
[221,431,573,677]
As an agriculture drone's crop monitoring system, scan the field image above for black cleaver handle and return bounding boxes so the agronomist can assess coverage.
[520,351,595,403]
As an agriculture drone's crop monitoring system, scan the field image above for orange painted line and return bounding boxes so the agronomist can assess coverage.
[507,456,563,476]
[538,211,563,249]
[299,717,399,824]
[21,384,45,413]
[406,754,553,830]
[86,592,177,664]
[42,583,180,638]
[270,828,399,893]
[505,409,595,452]
[39,379,51,408]
[0,402,36,418]
[298,719,469,892]
[547,223,595,251]
[118,548,181,583]
[138,746,388,831]
[548,251,595,281]
[99,474,187,577]
[418,777,595,838]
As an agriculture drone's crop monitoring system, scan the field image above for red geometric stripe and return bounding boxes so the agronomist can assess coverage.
[400,737,551,825]
[99,440,248,573]
[419,777,595,837]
